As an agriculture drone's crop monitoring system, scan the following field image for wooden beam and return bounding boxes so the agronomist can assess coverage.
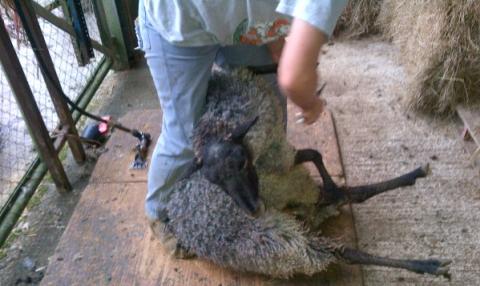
[457,105,480,146]
[457,105,480,165]
[0,16,71,192]
[14,0,86,165]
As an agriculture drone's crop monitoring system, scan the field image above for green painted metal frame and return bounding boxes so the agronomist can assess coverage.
[93,0,130,70]
[113,0,139,64]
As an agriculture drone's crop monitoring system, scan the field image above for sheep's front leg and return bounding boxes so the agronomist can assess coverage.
[294,149,429,206]
[337,247,451,279]
[294,149,341,201]
[338,165,429,205]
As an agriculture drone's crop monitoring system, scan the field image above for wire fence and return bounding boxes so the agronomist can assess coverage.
[0,0,105,207]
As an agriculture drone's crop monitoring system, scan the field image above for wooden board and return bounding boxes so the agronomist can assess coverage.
[457,105,480,164]
[41,108,362,286]
[457,105,480,146]
[41,183,263,286]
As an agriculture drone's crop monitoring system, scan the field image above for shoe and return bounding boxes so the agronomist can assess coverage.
[148,218,196,259]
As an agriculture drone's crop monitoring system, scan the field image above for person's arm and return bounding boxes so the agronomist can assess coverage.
[275,0,348,124]
[277,18,327,124]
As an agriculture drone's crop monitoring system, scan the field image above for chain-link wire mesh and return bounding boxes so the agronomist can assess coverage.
[0,0,106,207]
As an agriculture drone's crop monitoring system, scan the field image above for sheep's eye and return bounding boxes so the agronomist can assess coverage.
[229,146,249,169]
[238,157,247,170]
[227,157,244,170]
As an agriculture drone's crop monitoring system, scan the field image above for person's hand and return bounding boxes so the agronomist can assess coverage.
[277,18,328,125]
[295,96,326,125]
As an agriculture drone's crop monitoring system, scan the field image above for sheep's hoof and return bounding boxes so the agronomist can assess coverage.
[414,259,451,279]
[174,244,196,259]
[419,163,431,177]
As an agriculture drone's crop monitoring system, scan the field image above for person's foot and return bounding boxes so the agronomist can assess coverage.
[149,219,168,239]
[148,218,196,259]
[173,243,197,259]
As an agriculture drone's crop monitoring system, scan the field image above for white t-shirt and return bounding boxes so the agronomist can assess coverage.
[142,0,348,46]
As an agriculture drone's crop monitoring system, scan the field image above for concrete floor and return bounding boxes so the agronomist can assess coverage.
[1,37,479,285]
[320,38,480,285]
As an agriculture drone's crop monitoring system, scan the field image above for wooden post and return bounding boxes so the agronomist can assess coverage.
[14,0,86,165]
[0,16,71,192]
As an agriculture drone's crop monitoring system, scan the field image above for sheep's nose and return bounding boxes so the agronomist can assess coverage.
[250,199,265,218]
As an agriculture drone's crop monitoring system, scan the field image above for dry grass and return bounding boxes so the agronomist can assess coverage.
[337,0,480,115]
[335,0,383,38]
[378,0,480,115]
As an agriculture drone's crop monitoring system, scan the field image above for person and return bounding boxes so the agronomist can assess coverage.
[136,0,348,237]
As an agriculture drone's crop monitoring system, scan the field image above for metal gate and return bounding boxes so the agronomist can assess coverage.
[0,0,137,245]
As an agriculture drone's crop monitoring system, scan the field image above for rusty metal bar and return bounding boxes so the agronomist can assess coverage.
[14,0,86,164]
[45,0,61,11]
[52,124,71,151]
[0,16,71,192]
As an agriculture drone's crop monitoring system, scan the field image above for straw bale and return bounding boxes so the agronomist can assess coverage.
[378,0,480,115]
[335,0,383,38]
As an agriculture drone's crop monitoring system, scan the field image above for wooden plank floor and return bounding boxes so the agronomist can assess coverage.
[457,105,480,146]
[41,108,362,286]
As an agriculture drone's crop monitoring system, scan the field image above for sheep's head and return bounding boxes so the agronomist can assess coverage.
[200,117,261,216]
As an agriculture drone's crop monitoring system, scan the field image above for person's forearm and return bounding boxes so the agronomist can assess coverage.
[278,18,327,110]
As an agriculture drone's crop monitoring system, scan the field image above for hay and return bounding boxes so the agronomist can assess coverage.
[334,0,383,38]
[378,0,480,115]
[0,0,14,10]
[336,0,480,115]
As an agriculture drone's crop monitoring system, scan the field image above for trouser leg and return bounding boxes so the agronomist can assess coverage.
[138,13,219,221]
[139,0,286,221]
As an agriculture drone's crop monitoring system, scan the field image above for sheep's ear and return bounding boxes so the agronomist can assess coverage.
[230,116,258,142]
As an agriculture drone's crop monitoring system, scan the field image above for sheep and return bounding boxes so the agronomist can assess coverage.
[160,69,451,279]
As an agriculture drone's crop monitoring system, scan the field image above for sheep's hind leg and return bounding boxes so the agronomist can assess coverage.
[337,247,451,279]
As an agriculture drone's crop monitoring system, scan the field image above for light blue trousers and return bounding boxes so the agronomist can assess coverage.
[137,2,277,221]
